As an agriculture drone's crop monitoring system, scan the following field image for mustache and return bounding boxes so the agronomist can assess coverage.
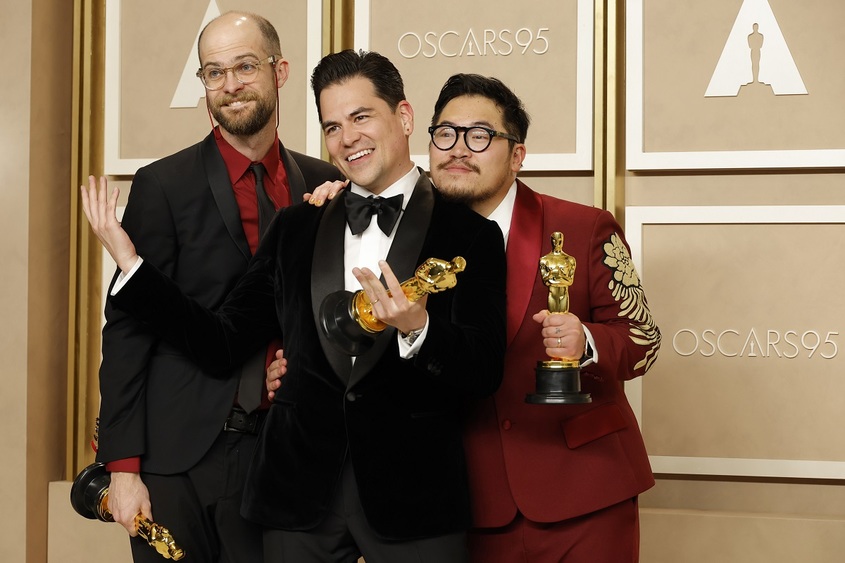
[215,92,260,105]
[435,159,480,174]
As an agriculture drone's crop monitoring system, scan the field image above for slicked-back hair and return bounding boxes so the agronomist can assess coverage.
[197,11,282,62]
[431,73,530,144]
[311,49,407,122]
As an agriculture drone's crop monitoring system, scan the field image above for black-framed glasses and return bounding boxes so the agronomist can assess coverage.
[428,125,520,153]
[196,55,279,91]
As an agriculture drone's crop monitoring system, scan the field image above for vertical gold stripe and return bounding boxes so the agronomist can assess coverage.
[595,0,624,221]
[594,0,607,211]
[67,0,105,478]
[607,0,624,223]
[321,0,356,161]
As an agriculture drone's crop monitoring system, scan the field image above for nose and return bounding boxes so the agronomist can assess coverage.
[450,134,473,157]
[221,69,244,94]
[341,126,361,147]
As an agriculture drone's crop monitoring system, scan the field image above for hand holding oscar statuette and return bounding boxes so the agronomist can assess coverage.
[70,422,185,560]
[526,232,591,404]
[321,256,466,355]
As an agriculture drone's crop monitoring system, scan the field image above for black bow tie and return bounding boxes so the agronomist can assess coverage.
[344,192,404,236]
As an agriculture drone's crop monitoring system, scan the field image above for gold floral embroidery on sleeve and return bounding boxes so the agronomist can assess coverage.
[603,233,661,372]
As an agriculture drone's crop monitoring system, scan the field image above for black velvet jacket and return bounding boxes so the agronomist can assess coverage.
[111,174,507,540]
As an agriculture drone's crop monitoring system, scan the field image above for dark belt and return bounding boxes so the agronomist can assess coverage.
[223,407,267,434]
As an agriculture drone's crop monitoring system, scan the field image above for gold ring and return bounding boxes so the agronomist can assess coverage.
[372,298,380,304]
[557,337,562,347]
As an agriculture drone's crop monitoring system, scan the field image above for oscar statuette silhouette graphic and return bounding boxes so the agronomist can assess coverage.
[321,256,466,355]
[69,419,185,560]
[526,232,591,404]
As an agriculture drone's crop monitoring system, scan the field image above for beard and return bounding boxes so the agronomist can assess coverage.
[433,159,497,206]
[210,91,276,136]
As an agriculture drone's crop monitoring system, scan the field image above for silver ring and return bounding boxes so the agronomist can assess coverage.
[557,337,562,347]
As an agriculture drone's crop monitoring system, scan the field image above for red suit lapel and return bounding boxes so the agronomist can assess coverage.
[505,181,543,346]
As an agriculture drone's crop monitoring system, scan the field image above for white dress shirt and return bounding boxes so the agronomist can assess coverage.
[343,167,429,357]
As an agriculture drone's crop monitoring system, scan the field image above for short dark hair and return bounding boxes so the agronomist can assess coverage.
[198,12,282,62]
[431,74,530,144]
[311,49,407,122]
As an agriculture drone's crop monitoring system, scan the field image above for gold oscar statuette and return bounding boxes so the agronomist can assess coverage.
[70,462,185,560]
[321,256,466,355]
[526,232,591,404]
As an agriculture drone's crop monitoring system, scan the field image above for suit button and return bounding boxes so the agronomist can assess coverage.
[346,392,357,402]
[501,419,512,430]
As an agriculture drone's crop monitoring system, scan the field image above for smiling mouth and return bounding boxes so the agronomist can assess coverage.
[225,100,254,110]
[347,149,373,162]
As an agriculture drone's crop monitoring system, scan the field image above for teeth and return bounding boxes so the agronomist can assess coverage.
[347,149,373,162]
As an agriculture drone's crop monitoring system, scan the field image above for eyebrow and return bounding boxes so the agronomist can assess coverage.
[201,53,261,69]
[438,120,497,129]
[321,106,376,129]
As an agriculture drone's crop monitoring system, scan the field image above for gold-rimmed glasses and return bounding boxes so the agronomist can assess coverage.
[196,55,279,91]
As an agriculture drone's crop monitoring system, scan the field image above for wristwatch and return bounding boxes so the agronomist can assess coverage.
[401,327,424,346]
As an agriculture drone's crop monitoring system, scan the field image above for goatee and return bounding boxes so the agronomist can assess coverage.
[211,93,276,136]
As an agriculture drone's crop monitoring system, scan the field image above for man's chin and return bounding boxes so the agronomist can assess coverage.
[438,187,477,206]
[217,116,266,137]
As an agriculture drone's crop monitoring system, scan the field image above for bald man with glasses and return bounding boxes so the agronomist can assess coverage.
[93,11,341,562]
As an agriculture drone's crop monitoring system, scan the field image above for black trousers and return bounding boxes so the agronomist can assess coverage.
[263,459,468,563]
[129,429,263,563]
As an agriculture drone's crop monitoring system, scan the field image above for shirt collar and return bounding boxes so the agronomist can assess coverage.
[213,126,281,183]
[349,166,419,210]
[486,180,518,247]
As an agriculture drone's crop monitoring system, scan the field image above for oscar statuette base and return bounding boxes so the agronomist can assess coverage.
[70,462,185,560]
[526,360,592,404]
[320,289,377,356]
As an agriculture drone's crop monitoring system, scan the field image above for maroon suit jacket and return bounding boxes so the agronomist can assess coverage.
[462,181,661,527]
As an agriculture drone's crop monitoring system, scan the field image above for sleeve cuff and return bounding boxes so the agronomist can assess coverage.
[398,314,430,358]
[581,324,597,367]
[110,256,144,295]
[105,456,141,473]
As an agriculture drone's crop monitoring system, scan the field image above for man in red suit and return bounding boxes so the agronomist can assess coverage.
[268,72,662,561]
[428,74,661,562]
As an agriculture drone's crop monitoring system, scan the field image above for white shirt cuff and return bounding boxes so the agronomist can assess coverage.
[581,324,598,366]
[397,314,430,358]
[110,256,144,295]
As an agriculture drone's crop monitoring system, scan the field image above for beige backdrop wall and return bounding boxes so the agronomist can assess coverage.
[42,1,845,563]
[627,0,845,561]
[0,2,33,561]
[2,0,73,562]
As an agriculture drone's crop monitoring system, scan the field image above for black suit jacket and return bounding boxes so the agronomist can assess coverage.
[110,173,507,539]
[96,131,342,475]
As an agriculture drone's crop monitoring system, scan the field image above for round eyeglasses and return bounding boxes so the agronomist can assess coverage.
[196,55,279,91]
[428,125,520,153]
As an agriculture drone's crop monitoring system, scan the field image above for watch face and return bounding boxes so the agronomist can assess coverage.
[403,328,423,345]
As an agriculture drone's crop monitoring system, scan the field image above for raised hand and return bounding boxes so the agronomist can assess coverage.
[79,175,139,273]
[353,260,428,336]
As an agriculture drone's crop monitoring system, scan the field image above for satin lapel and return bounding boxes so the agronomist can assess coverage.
[506,181,543,346]
[348,172,435,387]
[311,195,352,382]
[201,133,251,260]
[280,145,307,203]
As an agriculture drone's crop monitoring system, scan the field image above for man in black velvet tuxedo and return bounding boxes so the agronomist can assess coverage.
[92,11,341,562]
[82,50,506,562]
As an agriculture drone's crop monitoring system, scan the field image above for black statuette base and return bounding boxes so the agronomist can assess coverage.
[526,360,592,404]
